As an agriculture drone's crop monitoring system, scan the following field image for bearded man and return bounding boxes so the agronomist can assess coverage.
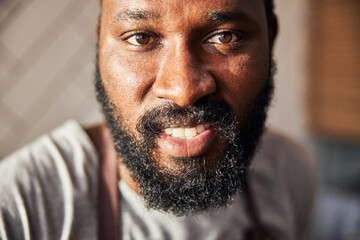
[0,0,315,239]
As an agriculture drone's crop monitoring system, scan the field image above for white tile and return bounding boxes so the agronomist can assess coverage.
[69,60,103,125]
[22,66,91,143]
[0,101,27,158]
[72,61,96,93]
[268,0,308,140]
[74,94,103,126]
[1,0,73,57]
[0,132,19,158]
[20,38,95,128]
[0,0,21,24]
[3,121,39,157]
[0,41,17,84]
[82,0,100,24]
[0,68,4,80]
[0,117,11,140]
[0,71,17,97]
[0,101,20,128]
[3,26,84,116]
[71,2,99,39]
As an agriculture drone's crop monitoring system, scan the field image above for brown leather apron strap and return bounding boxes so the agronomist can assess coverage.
[87,125,119,240]
[98,156,119,240]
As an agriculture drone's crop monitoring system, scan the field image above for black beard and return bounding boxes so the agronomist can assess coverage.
[95,57,275,216]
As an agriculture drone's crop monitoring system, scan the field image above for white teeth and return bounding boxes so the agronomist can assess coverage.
[172,128,185,138]
[164,123,210,139]
[165,128,173,135]
[196,124,205,134]
[185,128,197,139]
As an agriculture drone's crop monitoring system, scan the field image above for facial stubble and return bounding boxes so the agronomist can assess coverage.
[95,57,275,216]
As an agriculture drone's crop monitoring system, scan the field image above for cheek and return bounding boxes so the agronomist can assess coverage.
[99,39,158,125]
[212,53,269,120]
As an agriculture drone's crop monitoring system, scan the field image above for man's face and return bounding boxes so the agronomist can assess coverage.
[97,0,274,215]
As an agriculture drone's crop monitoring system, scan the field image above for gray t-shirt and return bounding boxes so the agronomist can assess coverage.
[0,120,316,240]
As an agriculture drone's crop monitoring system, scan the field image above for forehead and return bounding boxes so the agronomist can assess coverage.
[101,0,267,27]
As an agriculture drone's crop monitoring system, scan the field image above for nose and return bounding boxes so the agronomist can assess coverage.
[152,43,216,107]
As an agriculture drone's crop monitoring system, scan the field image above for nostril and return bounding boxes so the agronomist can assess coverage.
[153,72,217,107]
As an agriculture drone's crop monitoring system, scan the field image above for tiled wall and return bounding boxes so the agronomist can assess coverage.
[0,0,102,157]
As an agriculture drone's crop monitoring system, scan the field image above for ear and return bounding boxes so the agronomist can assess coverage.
[268,14,278,51]
[95,16,101,43]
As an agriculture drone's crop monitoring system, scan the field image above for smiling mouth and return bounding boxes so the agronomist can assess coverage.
[158,122,218,157]
[163,123,211,139]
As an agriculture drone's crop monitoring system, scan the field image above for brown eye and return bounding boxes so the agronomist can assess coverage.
[206,32,238,44]
[217,33,232,43]
[126,34,154,45]
[135,34,150,44]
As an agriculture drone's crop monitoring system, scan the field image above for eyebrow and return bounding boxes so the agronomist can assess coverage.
[207,10,256,25]
[113,9,257,26]
[113,9,161,22]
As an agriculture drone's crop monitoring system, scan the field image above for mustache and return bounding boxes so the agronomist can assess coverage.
[136,98,237,136]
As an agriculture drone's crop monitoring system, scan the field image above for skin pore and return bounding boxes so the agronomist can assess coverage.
[94,0,277,215]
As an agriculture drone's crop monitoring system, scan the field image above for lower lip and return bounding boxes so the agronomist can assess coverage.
[158,127,217,157]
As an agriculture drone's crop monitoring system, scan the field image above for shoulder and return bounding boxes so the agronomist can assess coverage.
[252,129,316,182]
[0,120,99,188]
[250,129,317,239]
[0,120,99,239]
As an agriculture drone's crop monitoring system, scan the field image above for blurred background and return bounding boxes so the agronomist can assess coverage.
[0,0,359,239]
